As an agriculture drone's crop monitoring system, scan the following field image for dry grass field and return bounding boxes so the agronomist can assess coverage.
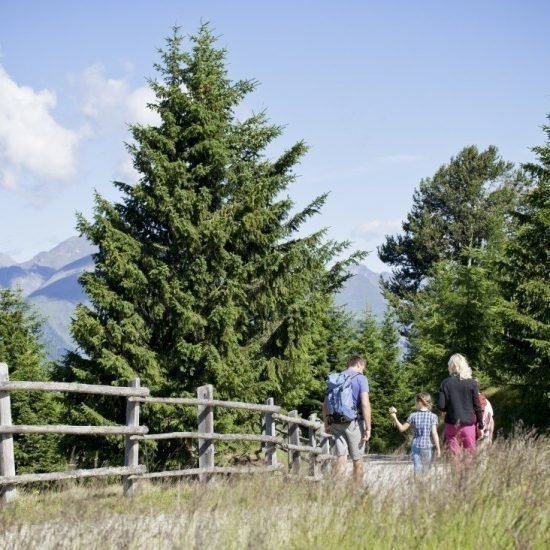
[0,432,548,549]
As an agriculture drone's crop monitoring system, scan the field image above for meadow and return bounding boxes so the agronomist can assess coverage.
[0,431,548,550]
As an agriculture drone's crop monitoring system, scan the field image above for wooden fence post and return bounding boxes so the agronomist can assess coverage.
[308,413,318,478]
[0,363,16,505]
[197,384,214,482]
[288,410,301,475]
[262,398,277,468]
[123,378,140,497]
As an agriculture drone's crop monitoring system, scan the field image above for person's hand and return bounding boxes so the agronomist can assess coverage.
[388,406,397,415]
[363,428,371,442]
[436,449,441,459]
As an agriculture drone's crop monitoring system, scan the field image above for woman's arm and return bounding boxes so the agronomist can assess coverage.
[437,382,447,412]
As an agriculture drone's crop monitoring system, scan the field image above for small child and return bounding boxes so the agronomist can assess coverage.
[389,393,441,474]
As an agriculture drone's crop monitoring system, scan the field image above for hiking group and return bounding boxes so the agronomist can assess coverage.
[323,353,494,479]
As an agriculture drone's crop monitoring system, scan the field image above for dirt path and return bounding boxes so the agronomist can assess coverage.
[358,455,450,491]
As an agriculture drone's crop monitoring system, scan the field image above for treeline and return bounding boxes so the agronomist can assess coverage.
[1,25,548,471]
[379,142,549,432]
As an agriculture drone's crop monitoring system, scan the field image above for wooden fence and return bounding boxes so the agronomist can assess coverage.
[0,362,337,505]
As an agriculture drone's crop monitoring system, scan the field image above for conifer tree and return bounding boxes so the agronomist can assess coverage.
[378,145,525,324]
[379,309,411,403]
[405,252,502,391]
[302,303,358,416]
[59,26,363,466]
[0,289,63,473]
[355,307,383,362]
[498,116,550,421]
[354,308,407,451]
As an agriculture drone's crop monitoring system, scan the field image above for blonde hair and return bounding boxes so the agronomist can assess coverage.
[416,392,433,409]
[447,353,472,380]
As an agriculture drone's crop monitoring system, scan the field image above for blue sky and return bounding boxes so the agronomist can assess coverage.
[1,1,549,271]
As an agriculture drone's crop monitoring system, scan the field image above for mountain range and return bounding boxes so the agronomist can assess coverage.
[0,237,387,360]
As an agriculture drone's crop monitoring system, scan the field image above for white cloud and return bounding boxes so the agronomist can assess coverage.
[127,86,161,126]
[0,167,16,190]
[80,64,129,118]
[117,154,141,183]
[377,154,423,164]
[0,65,80,189]
[353,219,402,241]
[79,64,160,127]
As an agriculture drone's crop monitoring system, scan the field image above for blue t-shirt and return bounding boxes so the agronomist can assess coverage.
[344,368,369,410]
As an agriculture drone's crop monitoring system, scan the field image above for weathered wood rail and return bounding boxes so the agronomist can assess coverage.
[0,361,398,506]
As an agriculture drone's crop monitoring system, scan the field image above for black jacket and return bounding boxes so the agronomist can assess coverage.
[437,375,483,427]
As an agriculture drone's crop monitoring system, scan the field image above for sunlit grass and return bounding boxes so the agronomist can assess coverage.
[1,432,548,549]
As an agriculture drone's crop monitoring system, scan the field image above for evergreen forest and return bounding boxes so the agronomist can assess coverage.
[1,25,548,471]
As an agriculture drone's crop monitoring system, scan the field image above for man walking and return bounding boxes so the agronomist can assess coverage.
[323,355,371,481]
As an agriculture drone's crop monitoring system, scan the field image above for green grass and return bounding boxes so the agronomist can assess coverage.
[1,432,548,549]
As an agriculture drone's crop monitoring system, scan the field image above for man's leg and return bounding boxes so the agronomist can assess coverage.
[352,458,364,482]
[331,423,349,478]
[335,455,348,478]
[346,420,365,483]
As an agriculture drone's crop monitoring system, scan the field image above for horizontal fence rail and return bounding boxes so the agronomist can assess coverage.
[0,381,149,397]
[273,412,322,430]
[134,465,284,480]
[136,432,280,443]
[0,425,148,436]
[130,396,281,413]
[0,362,408,507]
[0,466,147,486]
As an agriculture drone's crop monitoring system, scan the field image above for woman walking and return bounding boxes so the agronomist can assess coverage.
[438,353,484,467]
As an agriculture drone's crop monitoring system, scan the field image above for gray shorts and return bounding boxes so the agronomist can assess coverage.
[331,419,365,460]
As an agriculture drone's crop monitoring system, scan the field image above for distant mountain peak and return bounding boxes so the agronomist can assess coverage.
[335,263,387,319]
[0,253,15,267]
[21,236,97,270]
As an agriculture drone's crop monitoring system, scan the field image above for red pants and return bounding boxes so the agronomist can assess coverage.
[444,423,476,463]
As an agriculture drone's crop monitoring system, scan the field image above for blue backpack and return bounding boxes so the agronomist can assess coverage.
[326,371,360,423]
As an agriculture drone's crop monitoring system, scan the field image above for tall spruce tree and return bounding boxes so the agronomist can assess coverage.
[378,145,525,312]
[59,26,363,467]
[497,116,550,422]
[0,289,63,473]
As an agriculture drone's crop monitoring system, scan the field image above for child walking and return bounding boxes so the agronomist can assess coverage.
[389,393,441,474]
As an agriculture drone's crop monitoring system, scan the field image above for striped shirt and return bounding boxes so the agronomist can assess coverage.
[406,410,438,448]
